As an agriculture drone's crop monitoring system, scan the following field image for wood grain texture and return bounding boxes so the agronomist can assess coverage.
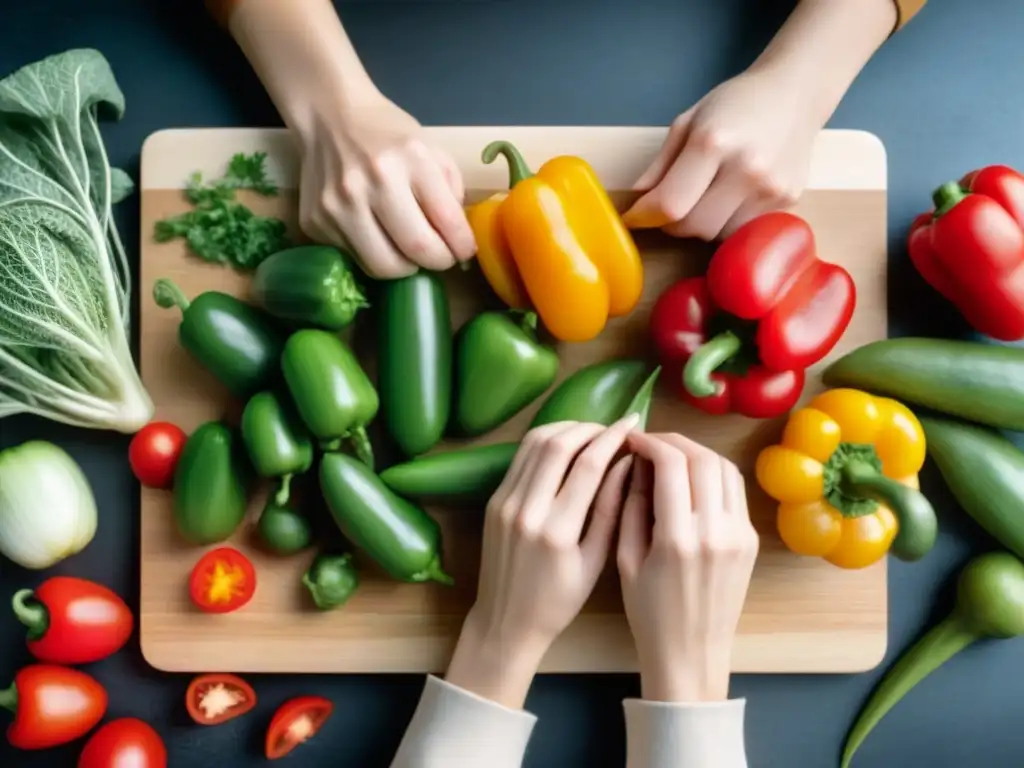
[138,127,888,674]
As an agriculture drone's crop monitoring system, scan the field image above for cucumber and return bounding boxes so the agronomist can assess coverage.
[920,415,1024,560]
[822,338,1024,430]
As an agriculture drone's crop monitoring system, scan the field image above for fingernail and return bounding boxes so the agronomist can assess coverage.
[618,413,641,429]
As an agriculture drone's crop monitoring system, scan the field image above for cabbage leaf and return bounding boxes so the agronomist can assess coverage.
[0,49,152,432]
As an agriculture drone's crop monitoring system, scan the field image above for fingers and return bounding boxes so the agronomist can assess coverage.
[625,432,691,542]
[412,161,476,264]
[622,142,719,231]
[631,110,693,192]
[661,169,749,242]
[581,454,633,578]
[372,177,456,272]
[488,421,575,512]
[554,414,639,528]
[722,459,749,519]
[616,457,653,578]
[329,203,419,280]
[650,433,723,516]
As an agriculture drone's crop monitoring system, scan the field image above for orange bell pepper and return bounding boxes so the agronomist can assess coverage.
[755,389,938,570]
[467,141,644,342]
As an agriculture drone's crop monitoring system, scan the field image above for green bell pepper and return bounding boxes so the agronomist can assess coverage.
[153,278,286,399]
[241,390,314,505]
[281,330,379,467]
[320,452,452,585]
[454,311,559,436]
[251,245,368,330]
[378,272,452,457]
[173,421,251,544]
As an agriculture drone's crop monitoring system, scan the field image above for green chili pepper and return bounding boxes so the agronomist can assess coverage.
[319,452,452,585]
[153,278,286,399]
[377,272,452,457]
[281,329,379,467]
[258,501,313,555]
[241,391,314,505]
[380,363,661,504]
[302,552,360,610]
[173,421,251,544]
[251,245,368,330]
[531,359,650,427]
[454,311,559,436]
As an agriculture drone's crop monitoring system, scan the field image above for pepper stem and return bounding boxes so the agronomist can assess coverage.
[507,310,538,335]
[152,278,190,312]
[0,682,17,714]
[932,181,967,218]
[347,427,375,471]
[274,474,293,507]
[840,614,976,768]
[622,367,662,430]
[11,590,48,641]
[419,555,455,587]
[481,141,534,188]
[841,460,938,561]
[683,331,742,398]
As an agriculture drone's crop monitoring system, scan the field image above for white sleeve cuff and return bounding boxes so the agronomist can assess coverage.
[624,698,748,768]
[390,675,538,768]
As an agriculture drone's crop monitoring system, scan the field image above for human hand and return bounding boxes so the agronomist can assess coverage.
[445,417,638,708]
[295,92,476,279]
[618,432,759,703]
[622,64,822,241]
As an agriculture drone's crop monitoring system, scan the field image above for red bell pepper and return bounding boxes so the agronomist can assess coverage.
[908,165,1024,341]
[13,577,134,665]
[1,664,107,750]
[650,212,855,418]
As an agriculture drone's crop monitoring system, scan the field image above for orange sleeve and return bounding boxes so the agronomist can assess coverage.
[893,0,927,30]
[205,0,242,28]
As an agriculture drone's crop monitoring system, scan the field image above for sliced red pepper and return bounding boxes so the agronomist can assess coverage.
[0,664,107,750]
[13,577,133,666]
[265,695,333,760]
[188,547,257,614]
[185,673,257,725]
[908,165,1024,341]
[649,212,853,419]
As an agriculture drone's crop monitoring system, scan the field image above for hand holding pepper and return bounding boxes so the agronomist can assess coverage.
[444,417,638,708]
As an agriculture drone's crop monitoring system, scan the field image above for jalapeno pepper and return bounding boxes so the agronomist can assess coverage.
[241,391,314,505]
[530,359,649,427]
[153,278,286,399]
[454,310,559,436]
[173,422,251,545]
[320,452,452,585]
[281,330,379,467]
[251,245,369,330]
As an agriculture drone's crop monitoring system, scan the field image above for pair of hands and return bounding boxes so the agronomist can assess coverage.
[295,64,818,279]
[445,418,759,709]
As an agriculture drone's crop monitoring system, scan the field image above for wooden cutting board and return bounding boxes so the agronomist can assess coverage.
[138,126,888,674]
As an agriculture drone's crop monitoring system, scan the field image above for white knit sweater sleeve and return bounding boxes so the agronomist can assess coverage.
[624,698,749,768]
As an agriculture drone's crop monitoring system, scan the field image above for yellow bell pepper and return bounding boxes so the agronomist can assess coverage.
[466,140,644,343]
[755,388,937,569]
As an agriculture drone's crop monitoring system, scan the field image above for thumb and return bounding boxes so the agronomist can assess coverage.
[632,110,692,192]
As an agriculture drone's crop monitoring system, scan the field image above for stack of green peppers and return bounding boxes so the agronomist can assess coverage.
[158,242,666,609]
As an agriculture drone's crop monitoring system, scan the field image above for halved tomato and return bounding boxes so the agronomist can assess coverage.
[186,673,257,726]
[265,696,334,760]
[188,547,257,614]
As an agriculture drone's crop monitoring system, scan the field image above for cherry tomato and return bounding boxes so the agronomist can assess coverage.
[78,718,166,768]
[14,577,133,665]
[265,696,333,760]
[189,547,257,614]
[186,673,257,725]
[1,665,107,750]
[129,421,187,489]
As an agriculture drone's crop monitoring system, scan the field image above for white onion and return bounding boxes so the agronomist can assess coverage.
[0,441,97,569]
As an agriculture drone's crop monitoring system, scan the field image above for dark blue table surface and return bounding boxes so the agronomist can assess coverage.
[1,1,1021,766]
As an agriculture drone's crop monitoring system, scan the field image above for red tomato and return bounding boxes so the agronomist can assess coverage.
[189,548,257,614]
[129,421,186,489]
[78,718,166,768]
[14,577,134,665]
[2,665,107,750]
[185,673,257,725]
[265,696,333,760]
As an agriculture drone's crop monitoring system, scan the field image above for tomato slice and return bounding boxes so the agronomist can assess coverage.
[129,421,187,489]
[188,548,257,614]
[265,696,334,760]
[185,674,257,726]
